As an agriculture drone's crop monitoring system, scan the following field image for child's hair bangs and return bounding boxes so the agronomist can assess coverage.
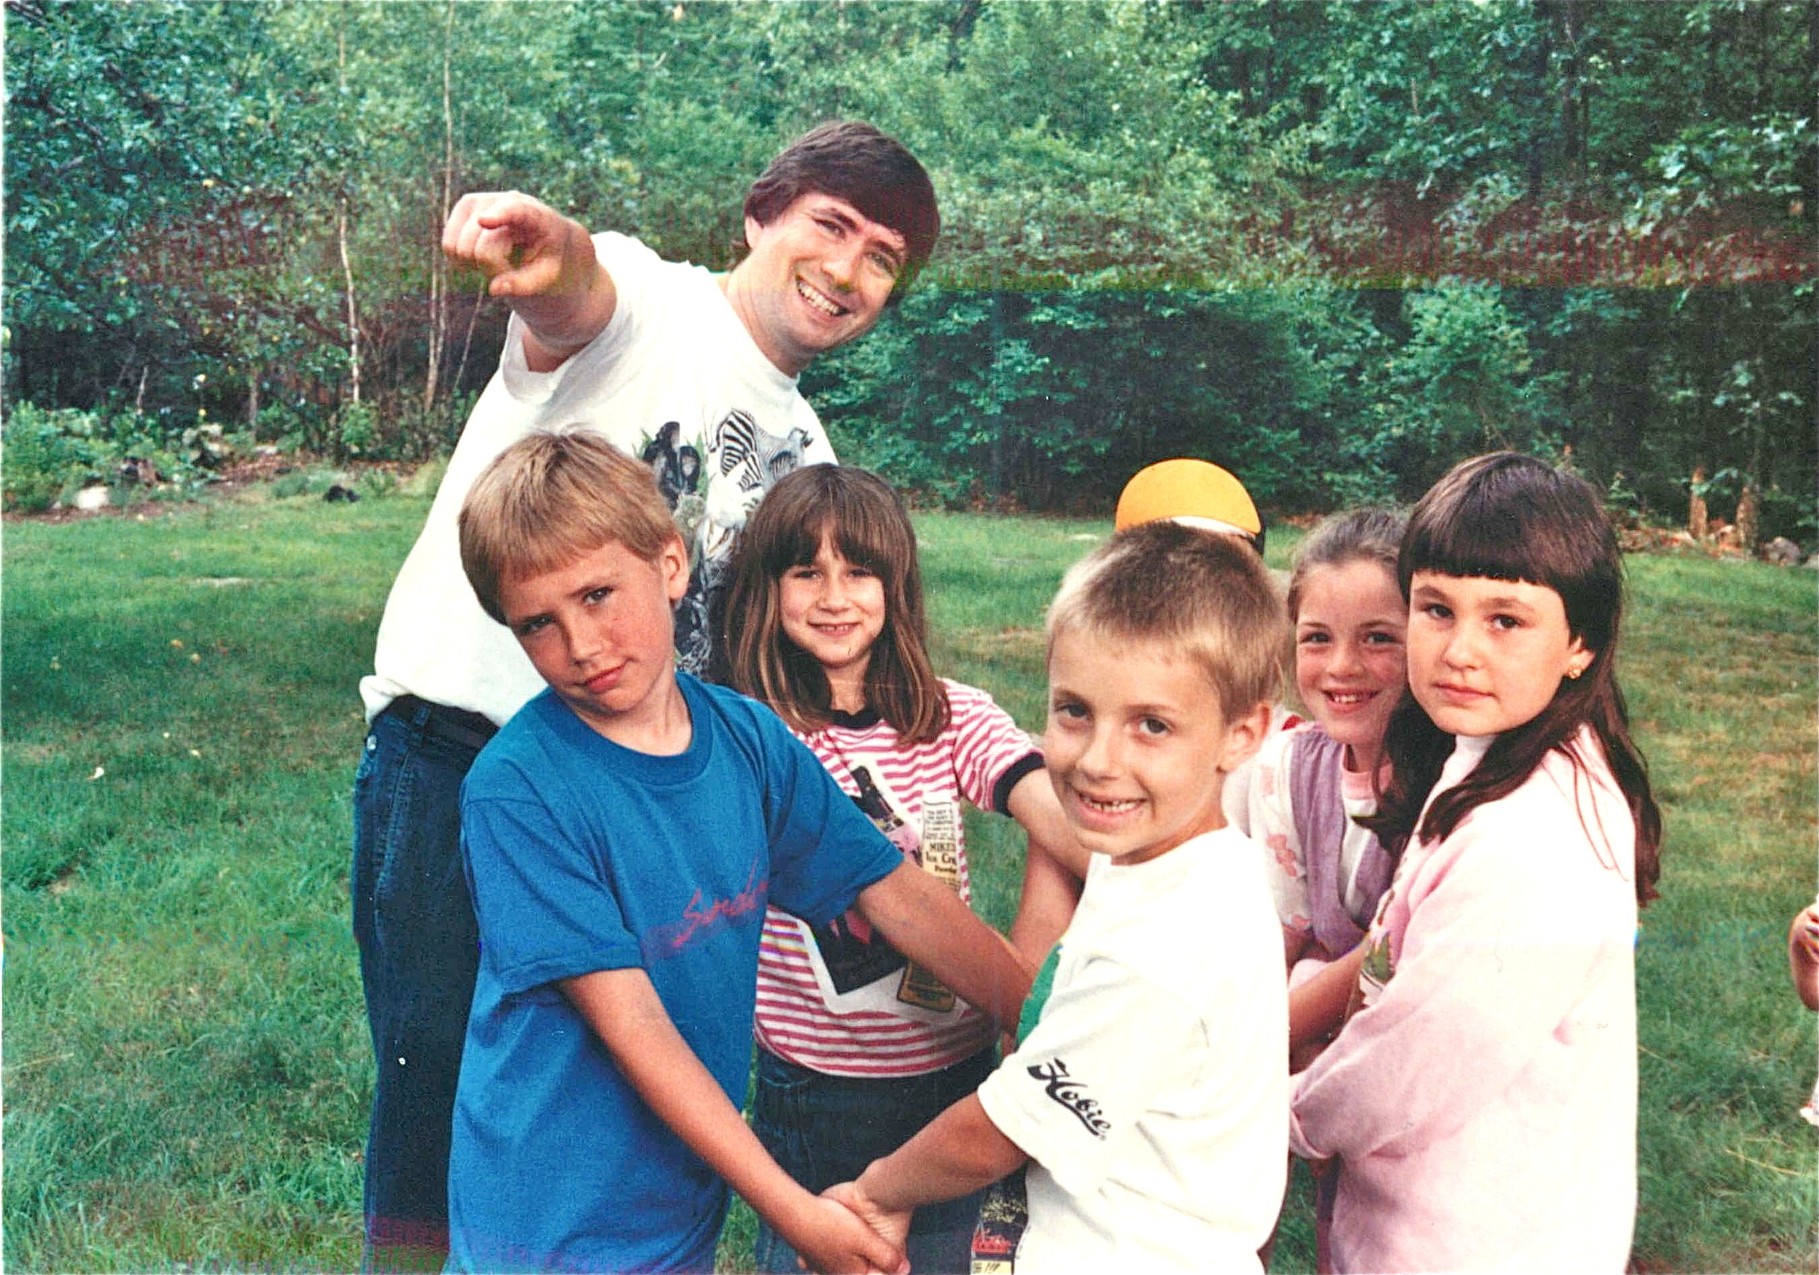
[740,464,916,592]
[1287,506,1406,618]
[1047,522,1286,721]
[459,429,678,624]
[829,501,910,580]
[1401,489,1549,589]
[785,471,916,586]
[1403,452,1623,648]
[763,511,834,574]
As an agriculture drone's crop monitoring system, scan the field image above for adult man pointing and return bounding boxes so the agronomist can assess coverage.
[350,121,938,1270]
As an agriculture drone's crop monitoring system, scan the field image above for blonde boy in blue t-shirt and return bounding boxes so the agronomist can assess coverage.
[448,430,1031,1273]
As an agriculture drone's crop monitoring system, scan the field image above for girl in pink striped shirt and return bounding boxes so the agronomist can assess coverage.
[724,464,1074,1274]
[1290,452,1664,1272]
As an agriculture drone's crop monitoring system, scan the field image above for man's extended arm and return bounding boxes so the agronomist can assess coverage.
[442,191,618,372]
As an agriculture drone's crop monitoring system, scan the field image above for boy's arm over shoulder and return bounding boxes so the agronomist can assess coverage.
[1008,819,1085,968]
[942,680,1045,815]
[560,967,908,1275]
[1004,769,1087,963]
[1004,768,1089,879]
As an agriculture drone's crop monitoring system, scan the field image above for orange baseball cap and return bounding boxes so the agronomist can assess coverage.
[1114,459,1263,543]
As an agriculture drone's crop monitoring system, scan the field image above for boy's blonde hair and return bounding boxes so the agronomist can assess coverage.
[1046,521,1285,720]
[459,429,681,624]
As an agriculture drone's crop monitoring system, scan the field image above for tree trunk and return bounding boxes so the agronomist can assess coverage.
[1558,0,1585,180]
[423,0,456,413]
[988,261,1006,499]
[1736,480,1759,550]
[339,200,362,406]
[337,17,362,406]
[1527,0,1551,201]
[1688,464,1708,539]
[1739,404,1766,549]
[451,279,487,404]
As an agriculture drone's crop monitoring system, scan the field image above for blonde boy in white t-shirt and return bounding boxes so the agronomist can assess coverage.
[828,522,1290,1273]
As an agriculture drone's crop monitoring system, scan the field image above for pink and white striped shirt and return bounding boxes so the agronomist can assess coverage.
[754,679,1042,1077]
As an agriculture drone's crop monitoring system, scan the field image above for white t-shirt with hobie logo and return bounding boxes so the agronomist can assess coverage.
[977,826,1287,1274]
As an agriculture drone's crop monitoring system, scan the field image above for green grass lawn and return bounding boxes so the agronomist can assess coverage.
[4,490,1814,1272]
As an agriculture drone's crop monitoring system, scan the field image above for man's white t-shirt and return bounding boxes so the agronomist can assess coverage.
[360,233,834,725]
[977,826,1288,1274]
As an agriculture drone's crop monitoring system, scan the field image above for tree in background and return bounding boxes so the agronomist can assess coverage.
[5,0,340,441]
[3,0,1811,540]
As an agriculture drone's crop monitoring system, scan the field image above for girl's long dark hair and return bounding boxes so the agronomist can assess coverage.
[1361,453,1662,906]
[722,465,950,745]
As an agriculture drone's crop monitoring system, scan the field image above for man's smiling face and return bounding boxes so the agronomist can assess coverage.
[726,192,906,376]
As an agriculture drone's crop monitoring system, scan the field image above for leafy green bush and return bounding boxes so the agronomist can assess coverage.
[3,404,100,512]
[268,470,316,500]
[400,455,449,498]
[1,402,215,513]
[812,286,1344,513]
[336,402,377,457]
[355,468,398,500]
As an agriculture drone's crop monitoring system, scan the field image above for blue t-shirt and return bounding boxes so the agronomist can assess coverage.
[447,673,904,1273]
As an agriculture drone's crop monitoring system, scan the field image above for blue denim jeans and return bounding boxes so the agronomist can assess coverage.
[350,700,487,1272]
[750,1045,996,1275]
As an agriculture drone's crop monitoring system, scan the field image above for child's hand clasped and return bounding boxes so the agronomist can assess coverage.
[819,1181,912,1271]
[789,1189,909,1275]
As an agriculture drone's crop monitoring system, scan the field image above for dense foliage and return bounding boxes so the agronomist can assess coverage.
[5,0,1813,534]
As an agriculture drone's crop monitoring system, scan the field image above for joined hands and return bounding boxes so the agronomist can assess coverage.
[792,1180,912,1274]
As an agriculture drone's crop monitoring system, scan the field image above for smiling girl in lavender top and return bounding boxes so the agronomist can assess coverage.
[1237,508,1408,1073]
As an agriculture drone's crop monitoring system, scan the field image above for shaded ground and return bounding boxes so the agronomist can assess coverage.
[5,454,413,524]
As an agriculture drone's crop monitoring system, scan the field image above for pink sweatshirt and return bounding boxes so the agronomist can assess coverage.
[1289,729,1639,1273]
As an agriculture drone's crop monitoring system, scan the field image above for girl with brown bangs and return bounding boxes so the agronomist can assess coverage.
[723,464,1075,1275]
[1289,451,1662,1273]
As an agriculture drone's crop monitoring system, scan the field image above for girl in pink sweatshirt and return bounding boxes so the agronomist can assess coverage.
[1289,452,1663,1273]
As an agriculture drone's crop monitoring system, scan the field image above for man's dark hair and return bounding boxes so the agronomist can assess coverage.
[744,121,940,292]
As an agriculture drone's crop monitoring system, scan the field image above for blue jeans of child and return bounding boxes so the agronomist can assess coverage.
[350,697,491,1272]
[750,1045,996,1275]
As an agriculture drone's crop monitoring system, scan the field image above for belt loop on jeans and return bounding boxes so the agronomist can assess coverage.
[386,695,499,753]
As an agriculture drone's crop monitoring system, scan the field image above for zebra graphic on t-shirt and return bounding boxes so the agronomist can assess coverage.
[712,410,811,499]
[673,410,812,678]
